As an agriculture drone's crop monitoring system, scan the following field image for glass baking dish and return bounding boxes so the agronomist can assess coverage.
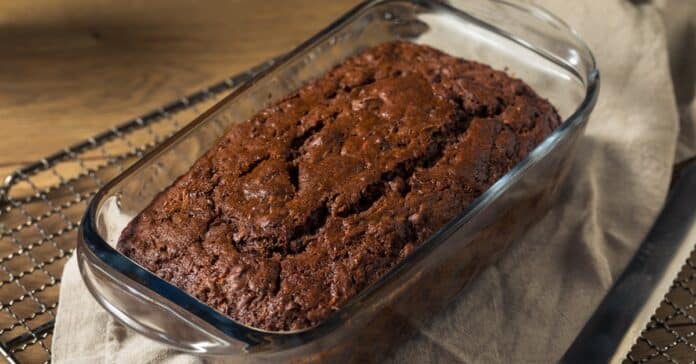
[77,0,598,360]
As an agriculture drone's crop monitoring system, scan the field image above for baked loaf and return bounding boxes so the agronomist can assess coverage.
[118,41,561,331]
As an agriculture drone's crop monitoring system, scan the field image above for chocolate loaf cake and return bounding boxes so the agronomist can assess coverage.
[118,41,561,331]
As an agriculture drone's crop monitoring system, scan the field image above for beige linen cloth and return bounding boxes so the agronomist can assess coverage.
[52,0,696,363]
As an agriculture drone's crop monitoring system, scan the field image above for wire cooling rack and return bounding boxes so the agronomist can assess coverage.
[0,58,694,363]
[624,252,696,364]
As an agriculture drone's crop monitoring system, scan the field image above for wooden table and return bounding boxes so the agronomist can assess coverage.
[0,0,360,181]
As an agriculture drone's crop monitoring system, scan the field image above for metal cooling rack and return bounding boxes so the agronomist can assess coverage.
[621,159,696,364]
[0,57,694,363]
[626,250,696,364]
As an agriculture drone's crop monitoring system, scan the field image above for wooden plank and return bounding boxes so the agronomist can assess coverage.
[0,0,359,177]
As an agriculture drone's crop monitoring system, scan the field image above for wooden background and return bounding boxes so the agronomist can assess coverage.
[0,0,360,180]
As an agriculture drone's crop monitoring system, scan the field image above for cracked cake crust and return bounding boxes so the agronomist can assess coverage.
[117,41,561,331]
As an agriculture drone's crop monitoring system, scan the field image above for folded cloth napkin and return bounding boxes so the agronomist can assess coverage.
[52,0,696,362]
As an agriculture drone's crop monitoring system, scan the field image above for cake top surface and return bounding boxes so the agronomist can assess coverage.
[118,41,561,331]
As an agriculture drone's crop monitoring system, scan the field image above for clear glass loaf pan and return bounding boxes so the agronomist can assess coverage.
[77,0,599,360]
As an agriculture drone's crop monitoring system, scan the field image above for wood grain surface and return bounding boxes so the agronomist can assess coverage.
[0,0,360,180]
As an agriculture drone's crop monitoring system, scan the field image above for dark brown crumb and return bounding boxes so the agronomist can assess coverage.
[118,41,561,331]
